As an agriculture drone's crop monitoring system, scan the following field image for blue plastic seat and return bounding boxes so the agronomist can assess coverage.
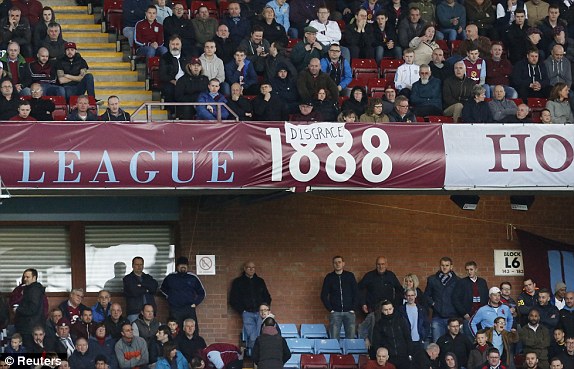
[314,338,342,354]
[340,339,368,355]
[280,323,300,338]
[286,338,315,354]
[300,324,328,339]
[284,354,301,369]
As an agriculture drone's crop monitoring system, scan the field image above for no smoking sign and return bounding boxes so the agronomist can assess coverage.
[196,255,216,275]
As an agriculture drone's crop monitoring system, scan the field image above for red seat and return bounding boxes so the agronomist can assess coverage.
[330,354,357,369]
[436,39,449,56]
[358,355,369,369]
[218,0,229,18]
[336,19,346,32]
[416,116,425,122]
[190,1,218,18]
[450,40,463,54]
[102,0,123,32]
[338,95,349,106]
[426,115,454,123]
[351,58,378,78]
[367,78,387,98]
[285,38,299,56]
[345,78,369,96]
[300,354,328,369]
[527,97,547,111]
[146,56,161,90]
[379,58,404,77]
[354,70,379,80]
[384,72,396,84]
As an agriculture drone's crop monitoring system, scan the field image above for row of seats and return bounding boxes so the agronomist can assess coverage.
[286,338,367,355]
[22,95,100,120]
[285,353,369,369]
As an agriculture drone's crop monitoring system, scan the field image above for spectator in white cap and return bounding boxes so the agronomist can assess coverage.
[554,282,567,310]
[470,287,514,335]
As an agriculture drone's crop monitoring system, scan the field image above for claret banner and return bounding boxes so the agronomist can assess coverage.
[0,122,572,192]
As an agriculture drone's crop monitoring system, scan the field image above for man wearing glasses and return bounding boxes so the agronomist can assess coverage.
[388,95,417,122]
[229,261,272,353]
[320,43,352,94]
[59,288,89,325]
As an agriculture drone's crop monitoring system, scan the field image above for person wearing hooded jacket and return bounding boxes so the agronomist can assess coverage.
[175,56,209,119]
[371,300,413,369]
[253,317,291,369]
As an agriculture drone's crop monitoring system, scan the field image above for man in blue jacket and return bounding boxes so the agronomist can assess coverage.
[425,257,460,342]
[123,256,158,323]
[321,256,358,339]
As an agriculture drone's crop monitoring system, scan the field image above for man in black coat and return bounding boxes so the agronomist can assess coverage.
[122,256,158,323]
[159,35,187,113]
[15,268,46,349]
[437,318,473,369]
[359,256,403,313]
[371,300,413,369]
[175,56,209,119]
[229,260,272,352]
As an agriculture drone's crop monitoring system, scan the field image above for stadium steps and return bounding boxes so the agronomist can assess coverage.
[43,0,168,120]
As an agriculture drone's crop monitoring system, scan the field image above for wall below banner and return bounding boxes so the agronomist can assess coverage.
[178,193,574,343]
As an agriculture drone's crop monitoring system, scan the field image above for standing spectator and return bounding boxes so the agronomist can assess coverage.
[252,317,291,369]
[14,268,46,349]
[154,0,172,24]
[344,9,375,59]
[162,3,196,56]
[321,256,358,339]
[425,257,461,342]
[556,338,574,369]
[517,278,541,327]
[122,0,152,48]
[290,26,325,72]
[191,6,218,50]
[467,330,493,369]
[410,64,443,117]
[371,300,413,369]
[557,291,574,338]
[159,35,186,116]
[471,287,514,334]
[1,8,32,57]
[359,256,404,312]
[546,82,574,123]
[400,288,430,352]
[134,6,167,58]
[519,308,550,369]
[29,82,55,121]
[537,288,560,331]
[123,256,159,323]
[452,261,489,338]
[437,318,473,369]
[437,0,466,41]
[229,261,272,351]
[553,282,567,310]
[412,344,440,369]
[56,42,96,101]
[160,257,206,331]
[12,0,43,29]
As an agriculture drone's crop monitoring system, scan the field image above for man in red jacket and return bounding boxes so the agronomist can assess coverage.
[134,6,168,58]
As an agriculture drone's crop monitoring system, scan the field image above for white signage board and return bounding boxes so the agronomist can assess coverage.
[196,255,215,275]
[494,250,524,276]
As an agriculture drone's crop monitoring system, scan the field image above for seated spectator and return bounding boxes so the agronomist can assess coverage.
[255,7,288,46]
[71,307,95,341]
[539,5,566,53]
[122,0,151,48]
[12,0,42,30]
[506,9,529,64]
[221,1,251,46]
[456,24,491,60]
[344,9,375,59]
[309,6,351,61]
[55,318,75,357]
[199,40,226,94]
[56,42,96,101]
[10,99,36,121]
[338,109,358,123]
[540,108,552,123]
[437,0,466,41]
[28,47,65,97]
[511,47,550,102]
[238,25,270,74]
[462,84,493,122]
[252,82,288,121]
[149,324,171,366]
[154,0,172,25]
[394,48,419,97]
[135,6,168,58]
[29,82,55,121]
[486,43,518,99]
[99,95,131,121]
[163,3,196,56]
[0,78,19,120]
[33,6,56,51]
[225,48,259,95]
[360,0,384,23]
[201,343,242,369]
[412,343,440,369]
[429,47,452,82]
[342,86,368,116]
[313,88,339,121]
[496,0,527,35]
[366,347,396,369]
[488,85,518,122]
[167,318,180,339]
[410,24,439,66]
[46,308,64,340]
[1,7,32,57]
[157,342,188,369]
[175,56,209,119]
[290,26,324,72]
[104,303,130,342]
[443,61,474,122]
[372,11,401,63]
[461,44,489,97]
[266,0,292,38]
[386,0,409,43]
[196,78,230,120]
[501,103,533,122]
[69,338,97,369]
[297,57,339,103]
[270,64,299,113]
[115,322,149,369]
[132,304,159,347]
[289,0,323,37]
[31,325,56,354]
[41,22,66,60]
[546,82,574,123]
[410,64,443,117]
[548,26,574,63]
[465,0,496,39]
[91,290,112,324]
[291,100,322,121]
[320,43,352,95]
[175,319,206,363]
[263,41,297,83]
[0,41,31,96]
[191,6,217,50]
[526,0,548,27]
[388,95,417,122]
[360,97,389,123]
[213,24,235,64]
[67,95,98,121]
[398,6,425,51]
[159,35,186,115]
[545,44,572,87]
[226,83,253,120]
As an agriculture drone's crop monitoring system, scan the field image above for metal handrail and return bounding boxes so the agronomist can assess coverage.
[131,102,240,122]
